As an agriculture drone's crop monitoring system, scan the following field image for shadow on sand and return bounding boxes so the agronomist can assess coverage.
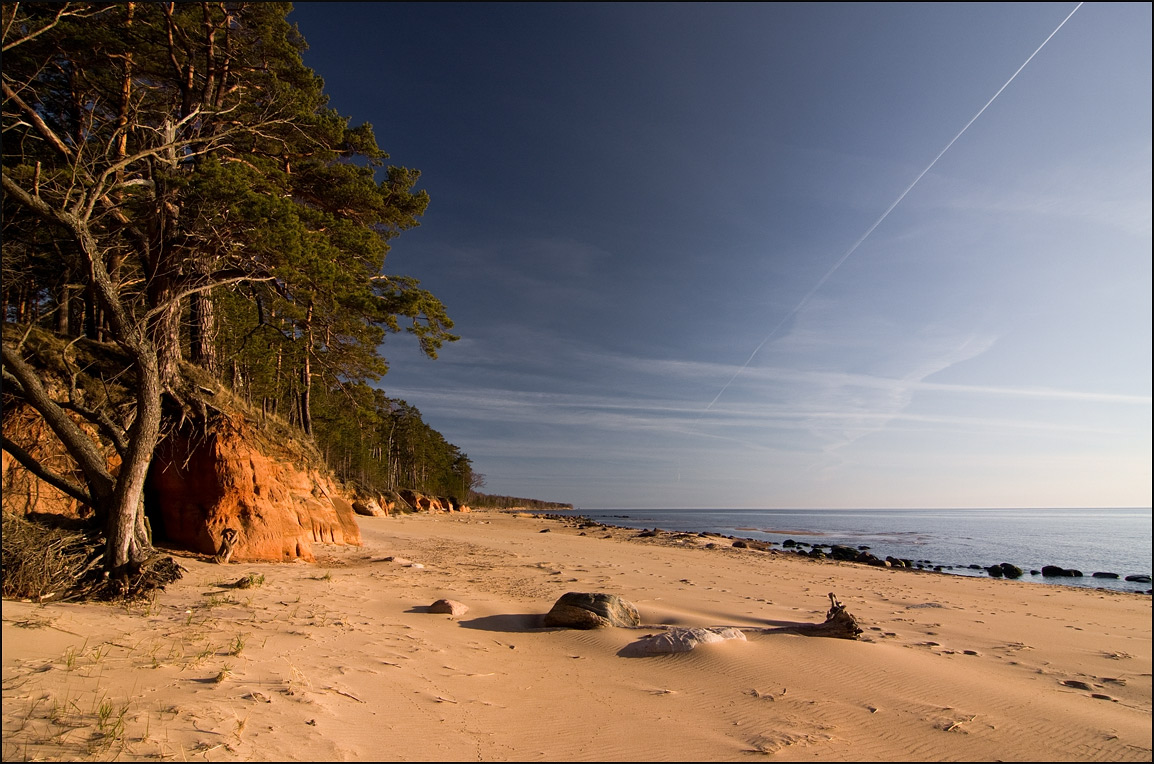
[456,613,545,632]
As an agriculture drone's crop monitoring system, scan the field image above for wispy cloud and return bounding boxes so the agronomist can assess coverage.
[914,148,1153,239]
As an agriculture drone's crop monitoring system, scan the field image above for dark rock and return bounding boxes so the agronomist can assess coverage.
[1042,565,1085,578]
[782,539,797,548]
[1124,574,1151,583]
[998,563,1024,579]
[1091,572,1119,579]
[732,540,748,548]
[543,592,640,629]
[830,545,858,561]
[985,565,1004,578]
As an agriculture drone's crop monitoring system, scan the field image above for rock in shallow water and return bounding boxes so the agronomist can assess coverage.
[1042,565,1083,577]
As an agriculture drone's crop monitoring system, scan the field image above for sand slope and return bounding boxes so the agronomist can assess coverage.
[3,511,1150,761]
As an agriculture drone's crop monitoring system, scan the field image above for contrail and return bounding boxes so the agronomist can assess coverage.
[701,2,1084,415]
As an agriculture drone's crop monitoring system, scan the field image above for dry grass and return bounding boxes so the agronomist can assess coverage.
[1,512,184,602]
[1,512,97,601]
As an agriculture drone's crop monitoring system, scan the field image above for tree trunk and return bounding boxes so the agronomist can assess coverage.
[152,299,182,385]
[300,355,312,435]
[189,287,218,376]
[54,284,70,334]
[300,305,314,436]
[105,346,162,574]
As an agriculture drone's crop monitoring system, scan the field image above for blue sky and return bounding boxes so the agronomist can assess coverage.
[289,2,1151,509]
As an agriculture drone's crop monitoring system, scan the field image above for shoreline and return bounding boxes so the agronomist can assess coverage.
[4,508,1151,761]
[523,507,1153,595]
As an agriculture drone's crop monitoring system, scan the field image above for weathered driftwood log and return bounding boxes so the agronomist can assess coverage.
[214,528,239,565]
[757,592,863,640]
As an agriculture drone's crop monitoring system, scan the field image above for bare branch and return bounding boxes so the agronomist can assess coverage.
[0,434,94,508]
[142,274,275,322]
[1,343,115,501]
[2,4,110,53]
[61,337,129,456]
[1,80,75,159]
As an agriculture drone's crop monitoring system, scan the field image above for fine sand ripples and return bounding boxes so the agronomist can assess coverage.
[3,510,1150,761]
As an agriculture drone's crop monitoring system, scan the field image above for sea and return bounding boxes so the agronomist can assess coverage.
[546,507,1152,594]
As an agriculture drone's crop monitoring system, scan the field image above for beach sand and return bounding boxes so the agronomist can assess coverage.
[3,510,1150,761]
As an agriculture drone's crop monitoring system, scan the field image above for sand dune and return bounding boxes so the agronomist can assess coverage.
[3,510,1150,761]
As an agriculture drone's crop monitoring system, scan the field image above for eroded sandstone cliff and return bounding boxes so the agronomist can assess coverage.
[146,416,362,562]
[1,337,367,562]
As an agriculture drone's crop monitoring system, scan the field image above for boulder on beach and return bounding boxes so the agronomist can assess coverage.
[353,498,388,517]
[428,599,469,616]
[1042,566,1083,578]
[543,592,640,629]
[1091,572,1120,579]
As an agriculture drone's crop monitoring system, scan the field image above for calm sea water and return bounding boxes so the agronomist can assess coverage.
[551,507,1152,593]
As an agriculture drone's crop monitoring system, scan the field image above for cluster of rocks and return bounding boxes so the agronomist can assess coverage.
[776,540,945,572]
[352,489,470,517]
[984,563,1025,578]
[530,515,1152,594]
[752,538,1151,591]
[1034,567,1150,583]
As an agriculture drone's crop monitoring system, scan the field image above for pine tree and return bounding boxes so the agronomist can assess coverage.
[2,2,457,579]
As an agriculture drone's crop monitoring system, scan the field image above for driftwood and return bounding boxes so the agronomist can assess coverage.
[214,528,239,564]
[617,592,863,656]
[755,593,863,640]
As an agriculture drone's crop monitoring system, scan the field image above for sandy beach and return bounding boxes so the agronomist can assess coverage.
[3,510,1150,762]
